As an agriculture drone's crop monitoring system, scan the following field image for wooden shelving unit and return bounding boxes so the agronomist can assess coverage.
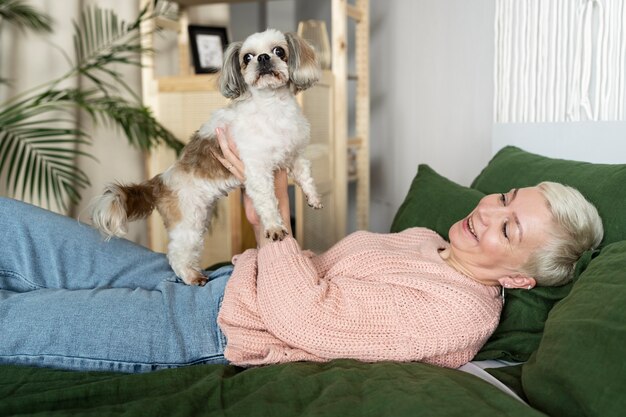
[139,0,369,265]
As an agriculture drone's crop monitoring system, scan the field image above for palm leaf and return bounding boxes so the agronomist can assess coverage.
[0,0,53,33]
[0,0,51,87]
[0,0,182,210]
[84,96,183,152]
[71,3,165,100]
[0,130,90,211]
[50,88,184,153]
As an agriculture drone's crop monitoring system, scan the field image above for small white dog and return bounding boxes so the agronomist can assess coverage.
[91,29,322,285]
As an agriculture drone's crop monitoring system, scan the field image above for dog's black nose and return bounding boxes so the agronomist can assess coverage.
[257,54,270,63]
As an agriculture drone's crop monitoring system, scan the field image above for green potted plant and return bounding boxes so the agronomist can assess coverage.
[0,0,183,211]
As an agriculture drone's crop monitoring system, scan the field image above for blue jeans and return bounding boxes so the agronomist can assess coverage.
[0,197,230,373]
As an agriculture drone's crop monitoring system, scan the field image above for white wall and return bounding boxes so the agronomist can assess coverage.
[369,0,496,232]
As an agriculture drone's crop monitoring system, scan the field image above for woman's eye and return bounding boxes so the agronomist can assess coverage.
[243,53,253,64]
[272,47,285,58]
[500,193,509,239]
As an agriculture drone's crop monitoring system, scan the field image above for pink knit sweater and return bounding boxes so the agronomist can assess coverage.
[217,227,502,368]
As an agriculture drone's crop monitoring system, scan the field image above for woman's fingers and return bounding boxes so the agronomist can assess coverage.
[213,152,245,182]
[214,127,246,181]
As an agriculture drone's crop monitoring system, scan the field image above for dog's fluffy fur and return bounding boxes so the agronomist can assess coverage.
[91,29,322,285]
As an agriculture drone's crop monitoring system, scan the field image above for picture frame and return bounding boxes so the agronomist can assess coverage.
[187,25,228,74]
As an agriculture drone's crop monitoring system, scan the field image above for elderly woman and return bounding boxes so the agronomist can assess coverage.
[0,131,603,373]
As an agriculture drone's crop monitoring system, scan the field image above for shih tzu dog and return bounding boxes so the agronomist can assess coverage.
[91,29,322,286]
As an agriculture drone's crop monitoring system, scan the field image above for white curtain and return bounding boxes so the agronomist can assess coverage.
[495,0,626,122]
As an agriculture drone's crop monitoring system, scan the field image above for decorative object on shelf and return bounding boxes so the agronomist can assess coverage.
[348,147,358,178]
[188,25,228,73]
[297,20,331,70]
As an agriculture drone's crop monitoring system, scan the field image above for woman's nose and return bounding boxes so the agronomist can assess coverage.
[477,196,506,221]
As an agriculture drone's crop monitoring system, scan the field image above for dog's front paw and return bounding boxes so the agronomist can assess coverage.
[264,225,289,241]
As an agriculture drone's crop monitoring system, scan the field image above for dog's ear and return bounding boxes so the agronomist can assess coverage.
[285,32,321,93]
[219,41,247,99]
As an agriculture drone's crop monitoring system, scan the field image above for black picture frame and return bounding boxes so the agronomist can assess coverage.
[187,25,228,74]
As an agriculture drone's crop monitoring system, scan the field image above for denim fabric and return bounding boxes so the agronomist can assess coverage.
[0,197,231,373]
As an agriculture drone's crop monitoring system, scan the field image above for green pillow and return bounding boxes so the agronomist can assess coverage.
[474,250,595,362]
[521,241,626,417]
[390,164,483,240]
[389,164,571,362]
[471,146,626,246]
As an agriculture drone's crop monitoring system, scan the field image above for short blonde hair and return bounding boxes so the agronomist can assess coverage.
[522,182,603,286]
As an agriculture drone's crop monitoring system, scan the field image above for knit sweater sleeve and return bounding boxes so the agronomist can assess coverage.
[254,236,498,365]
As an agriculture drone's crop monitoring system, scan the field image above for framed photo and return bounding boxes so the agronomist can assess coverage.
[188,25,228,74]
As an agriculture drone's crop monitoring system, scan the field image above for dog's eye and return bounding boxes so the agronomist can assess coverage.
[243,53,253,65]
[272,47,285,58]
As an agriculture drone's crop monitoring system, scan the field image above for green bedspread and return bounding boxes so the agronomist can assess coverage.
[0,360,545,417]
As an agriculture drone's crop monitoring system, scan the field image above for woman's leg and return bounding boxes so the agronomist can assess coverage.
[0,198,233,372]
[0,266,232,372]
[0,197,176,291]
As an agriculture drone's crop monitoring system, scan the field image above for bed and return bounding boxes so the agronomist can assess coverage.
[2,134,625,417]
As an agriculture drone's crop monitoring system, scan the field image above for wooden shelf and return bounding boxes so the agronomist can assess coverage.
[157,70,334,93]
[348,136,363,148]
[174,0,256,6]
[158,74,220,92]
[346,4,363,22]
[155,16,181,31]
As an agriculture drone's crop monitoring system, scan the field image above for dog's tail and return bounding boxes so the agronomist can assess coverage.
[90,176,163,239]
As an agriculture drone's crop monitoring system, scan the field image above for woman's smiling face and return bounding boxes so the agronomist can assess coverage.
[445,186,555,285]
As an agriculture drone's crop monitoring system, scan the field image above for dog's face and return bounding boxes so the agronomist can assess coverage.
[240,30,290,90]
[219,29,320,99]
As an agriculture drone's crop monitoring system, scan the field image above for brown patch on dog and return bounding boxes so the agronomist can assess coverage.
[107,175,162,221]
[177,132,232,180]
[116,178,156,221]
[113,176,182,230]
[151,176,182,230]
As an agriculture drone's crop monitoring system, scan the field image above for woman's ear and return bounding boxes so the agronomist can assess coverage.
[219,41,247,99]
[498,275,537,289]
[285,32,321,93]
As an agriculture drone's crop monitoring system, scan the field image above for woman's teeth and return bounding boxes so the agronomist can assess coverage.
[468,216,478,239]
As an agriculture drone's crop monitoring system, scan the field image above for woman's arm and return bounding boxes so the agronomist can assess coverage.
[214,127,292,247]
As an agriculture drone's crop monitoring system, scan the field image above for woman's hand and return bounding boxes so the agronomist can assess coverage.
[214,127,245,182]
[214,127,292,247]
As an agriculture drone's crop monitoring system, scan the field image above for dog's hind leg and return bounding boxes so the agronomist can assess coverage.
[291,156,322,209]
[160,190,212,286]
[166,215,210,286]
